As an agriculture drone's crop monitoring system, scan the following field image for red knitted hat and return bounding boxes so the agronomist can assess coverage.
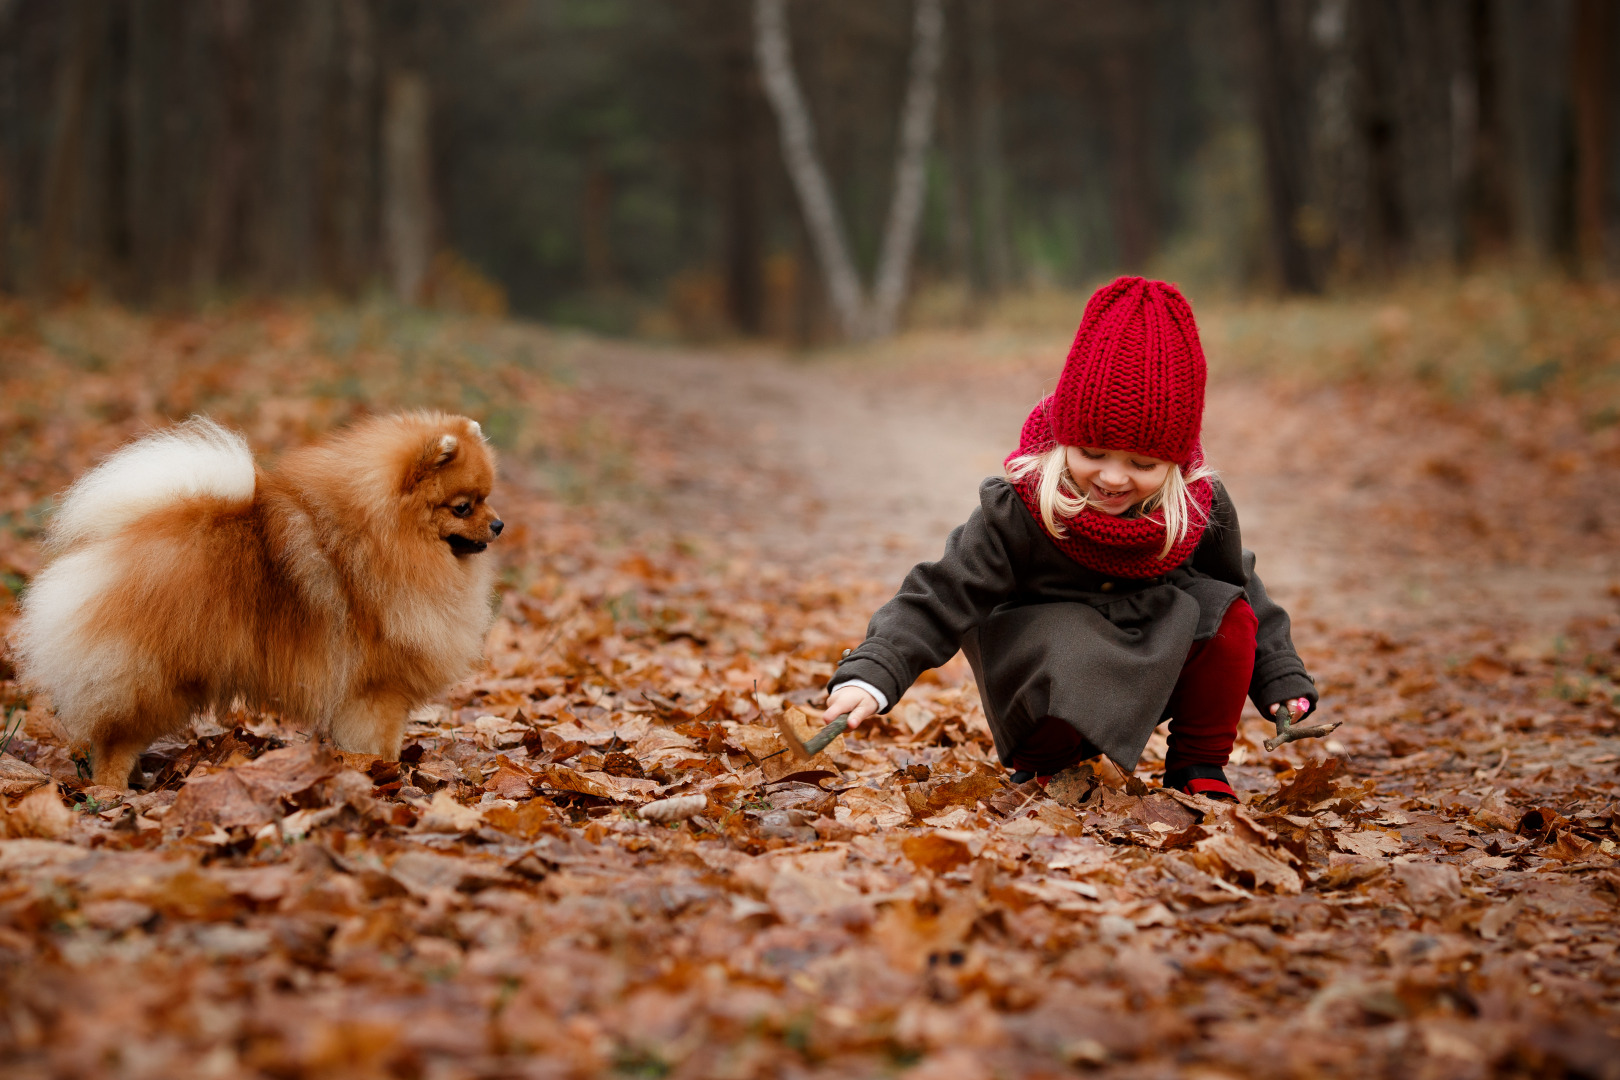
[1048,276,1207,467]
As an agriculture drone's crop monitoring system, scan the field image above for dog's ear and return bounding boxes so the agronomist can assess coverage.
[428,433,458,468]
[409,433,458,488]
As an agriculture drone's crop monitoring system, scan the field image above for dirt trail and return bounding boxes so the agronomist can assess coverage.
[555,337,1620,639]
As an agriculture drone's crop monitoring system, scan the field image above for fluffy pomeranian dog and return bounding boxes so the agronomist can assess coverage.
[13,412,503,787]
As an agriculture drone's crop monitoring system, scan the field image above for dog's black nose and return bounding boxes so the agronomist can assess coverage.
[490,519,504,536]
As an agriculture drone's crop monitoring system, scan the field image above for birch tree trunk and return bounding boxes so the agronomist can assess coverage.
[755,0,944,340]
[753,0,866,339]
[868,0,944,337]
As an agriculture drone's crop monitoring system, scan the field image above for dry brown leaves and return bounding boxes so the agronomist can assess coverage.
[1,303,1618,1079]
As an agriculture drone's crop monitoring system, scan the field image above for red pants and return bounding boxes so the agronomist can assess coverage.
[1009,599,1258,776]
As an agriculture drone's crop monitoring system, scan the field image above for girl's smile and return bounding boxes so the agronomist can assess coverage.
[1065,445,1172,515]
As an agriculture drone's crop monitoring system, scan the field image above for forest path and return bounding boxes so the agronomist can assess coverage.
[551,334,1620,638]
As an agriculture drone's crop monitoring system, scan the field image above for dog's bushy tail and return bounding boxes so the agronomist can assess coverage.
[47,417,255,551]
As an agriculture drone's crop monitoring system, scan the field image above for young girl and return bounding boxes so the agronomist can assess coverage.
[823,276,1317,799]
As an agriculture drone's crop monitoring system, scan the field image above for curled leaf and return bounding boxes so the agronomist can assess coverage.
[638,793,707,823]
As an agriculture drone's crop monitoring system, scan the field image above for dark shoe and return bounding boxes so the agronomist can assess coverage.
[1009,769,1036,785]
[1163,763,1237,801]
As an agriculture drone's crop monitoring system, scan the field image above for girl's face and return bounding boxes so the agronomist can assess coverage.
[1065,445,1172,515]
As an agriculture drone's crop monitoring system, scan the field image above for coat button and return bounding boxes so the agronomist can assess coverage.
[1100,581,1114,592]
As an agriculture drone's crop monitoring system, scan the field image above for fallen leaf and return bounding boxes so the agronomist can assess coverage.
[1470,789,1519,832]
[0,754,52,796]
[1335,828,1404,858]
[169,742,340,831]
[1257,757,1343,813]
[902,763,1004,819]
[530,763,622,801]
[1393,860,1461,906]
[838,786,911,828]
[1044,764,1097,808]
[1544,830,1597,862]
[765,868,864,920]
[168,770,279,831]
[1319,852,1388,889]
[483,764,535,800]
[1477,897,1522,940]
[482,800,559,840]
[388,850,516,899]
[414,789,485,834]
[639,793,707,823]
[1470,854,1515,872]
[0,783,75,839]
[902,829,978,873]
[1195,827,1302,894]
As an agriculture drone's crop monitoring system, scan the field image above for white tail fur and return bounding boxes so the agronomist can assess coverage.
[47,417,255,551]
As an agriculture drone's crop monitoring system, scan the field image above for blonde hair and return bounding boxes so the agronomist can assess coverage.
[1005,444,1216,558]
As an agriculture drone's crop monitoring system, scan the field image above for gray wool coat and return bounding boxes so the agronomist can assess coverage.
[830,477,1317,770]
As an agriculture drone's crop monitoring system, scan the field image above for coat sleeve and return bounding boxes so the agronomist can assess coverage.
[1194,482,1318,720]
[1189,480,1247,586]
[1242,551,1319,722]
[828,478,1021,712]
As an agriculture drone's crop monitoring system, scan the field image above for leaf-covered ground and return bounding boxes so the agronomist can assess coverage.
[2,298,1619,1079]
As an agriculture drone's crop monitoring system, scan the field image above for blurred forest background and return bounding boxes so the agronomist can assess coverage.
[2,0,1618,341]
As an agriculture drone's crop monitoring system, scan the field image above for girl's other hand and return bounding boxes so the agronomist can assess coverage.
[1269,697,1312,722]
[824,684,880,729]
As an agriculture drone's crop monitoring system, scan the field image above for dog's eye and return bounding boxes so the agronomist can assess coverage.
[451,502,473,517]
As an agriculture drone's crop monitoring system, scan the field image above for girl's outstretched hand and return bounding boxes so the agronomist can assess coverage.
[824,684,880,729]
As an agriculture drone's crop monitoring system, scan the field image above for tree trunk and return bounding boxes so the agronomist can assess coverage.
[722,39,763,334]
[265,0,331,289]
[382,69,432,303]
[195,0,251,291]
[937,45,975,296]
[0,0,19,292]
[1460,0,1514,261]
[1493,0,1572,264]
[1391,0,1463,267]
[1311,0,1359,275]
[38,0,95,293]
[1572,0,1615,275]
[754,0,866,339]
[868,0,944,338]
[331,0,376,293]
[1249,0,1320,292]
[967,0,1010,294]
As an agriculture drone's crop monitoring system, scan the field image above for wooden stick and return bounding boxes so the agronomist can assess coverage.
[761,713,851,762]
[1263,700,1341,752]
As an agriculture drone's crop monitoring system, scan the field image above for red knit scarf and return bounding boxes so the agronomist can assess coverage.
[1004,397,1212,579]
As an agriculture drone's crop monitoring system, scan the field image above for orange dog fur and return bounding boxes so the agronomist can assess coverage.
[13,412,503,787]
